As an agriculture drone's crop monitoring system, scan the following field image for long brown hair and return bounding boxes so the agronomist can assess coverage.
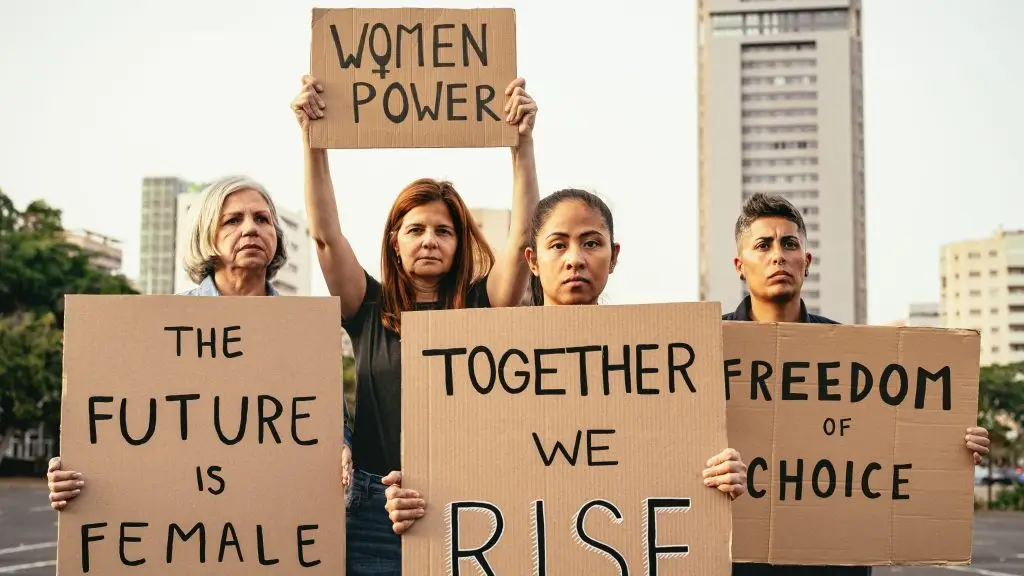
[379,178,494,333]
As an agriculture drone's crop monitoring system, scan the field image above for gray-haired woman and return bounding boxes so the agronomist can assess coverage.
[46,175,353,508]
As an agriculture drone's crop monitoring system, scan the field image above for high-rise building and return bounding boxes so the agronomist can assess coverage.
[173,191,312,296]
[139,177,192,294]
[64,229,123,274]
[907,302,940,327]
[697,0,866,324]
[940,228,1024,366]
[471,207,512,253]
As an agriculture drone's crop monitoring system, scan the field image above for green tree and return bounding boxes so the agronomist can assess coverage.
[977,362,1024,509]
[0,188,137,463]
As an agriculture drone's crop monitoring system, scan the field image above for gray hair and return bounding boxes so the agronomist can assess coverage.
[182,175,288,284]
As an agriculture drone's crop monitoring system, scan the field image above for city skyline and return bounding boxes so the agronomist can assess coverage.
[0,0,1020,324]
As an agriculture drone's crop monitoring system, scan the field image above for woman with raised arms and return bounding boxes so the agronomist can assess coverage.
[291,74,540,575]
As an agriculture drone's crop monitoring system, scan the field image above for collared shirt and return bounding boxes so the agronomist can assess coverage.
[722,295,838,324]
[178,274,280,297]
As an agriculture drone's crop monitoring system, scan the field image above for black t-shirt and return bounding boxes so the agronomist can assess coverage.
[344,270,492,476]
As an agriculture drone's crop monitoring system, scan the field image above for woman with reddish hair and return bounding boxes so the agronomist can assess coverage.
[291,74,539,575]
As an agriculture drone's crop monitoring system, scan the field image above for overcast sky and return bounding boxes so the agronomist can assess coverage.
[0,0,1019,324]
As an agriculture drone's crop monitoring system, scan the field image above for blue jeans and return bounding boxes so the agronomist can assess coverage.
[347,469,401,575]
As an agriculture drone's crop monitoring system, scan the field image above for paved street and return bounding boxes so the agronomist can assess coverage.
[1,478,1022,575]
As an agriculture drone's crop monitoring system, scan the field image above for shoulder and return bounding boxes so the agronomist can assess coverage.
[467,274,492,309]
[809,313,840,324]
[721,311,738,321]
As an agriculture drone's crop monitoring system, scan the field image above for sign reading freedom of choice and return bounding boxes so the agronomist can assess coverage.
[56,295,347,575]
[400,303,733,576]
[309,7,519,149]
[725,322,981,566]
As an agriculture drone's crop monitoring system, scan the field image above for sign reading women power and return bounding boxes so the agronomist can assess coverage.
[56,295,347,575]
[724,322,980,566]
[309,8,519,149]
[401,303,733,576]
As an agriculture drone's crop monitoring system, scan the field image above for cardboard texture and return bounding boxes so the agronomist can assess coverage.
[309,8,518,149]
[401,302,732,576]
[56,295,346,575]
[724,322,980,566]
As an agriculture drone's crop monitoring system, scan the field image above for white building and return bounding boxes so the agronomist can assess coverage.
[907,302,940,327]
[173,191,312,296]
[940,228,1024,366]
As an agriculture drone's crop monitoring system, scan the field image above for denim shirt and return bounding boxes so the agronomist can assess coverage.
[179,275,353,448]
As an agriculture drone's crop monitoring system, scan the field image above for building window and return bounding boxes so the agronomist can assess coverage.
[741,91,816,102]
[712,9,848,36]
[741,75,817,87]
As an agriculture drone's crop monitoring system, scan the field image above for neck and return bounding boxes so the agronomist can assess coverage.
[410,276,440,303]
[213,267,268,296]
[749,295,802,323]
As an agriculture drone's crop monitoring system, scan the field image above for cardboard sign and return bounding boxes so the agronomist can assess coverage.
[309,8,518,149]
[401,303,733,576]
[725,322,980,566]
[56,295,347,575]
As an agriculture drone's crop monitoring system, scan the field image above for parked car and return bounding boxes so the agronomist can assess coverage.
[975,465,1019,485]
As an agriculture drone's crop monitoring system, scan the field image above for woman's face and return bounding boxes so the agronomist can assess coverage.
[392,200,458,280]
[215,189,278,274]
[526,200,618,306]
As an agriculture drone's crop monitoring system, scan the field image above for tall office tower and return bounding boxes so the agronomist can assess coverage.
[697,0,866,324]
[139,177,192,294]
[941,229,1024,366]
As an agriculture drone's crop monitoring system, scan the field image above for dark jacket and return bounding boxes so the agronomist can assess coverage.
[722,295,839,324]
[725,296,869,576]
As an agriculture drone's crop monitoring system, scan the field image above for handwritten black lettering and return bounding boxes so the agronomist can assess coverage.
[432,23,456,67]
[119,522,147,567]
[574,500,628,574]
[427,343,700,397]
[368,23,392,79]
[645,498,692,575]
[448,502,503,576]
[81,522,107,573]
[724,360,951,410]
[747,458,911,500]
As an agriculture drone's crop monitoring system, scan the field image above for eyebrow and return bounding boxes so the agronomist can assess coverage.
[222,209,271,221]
[545,229,604,240]
[754,234,799,243]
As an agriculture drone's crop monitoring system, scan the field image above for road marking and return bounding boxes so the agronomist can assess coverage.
[0,560,57,574]
[0,542,57,556]
[943,566,1021,576]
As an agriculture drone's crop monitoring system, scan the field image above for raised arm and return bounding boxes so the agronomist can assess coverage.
[293,75,367,319]
[487,78,540,307]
